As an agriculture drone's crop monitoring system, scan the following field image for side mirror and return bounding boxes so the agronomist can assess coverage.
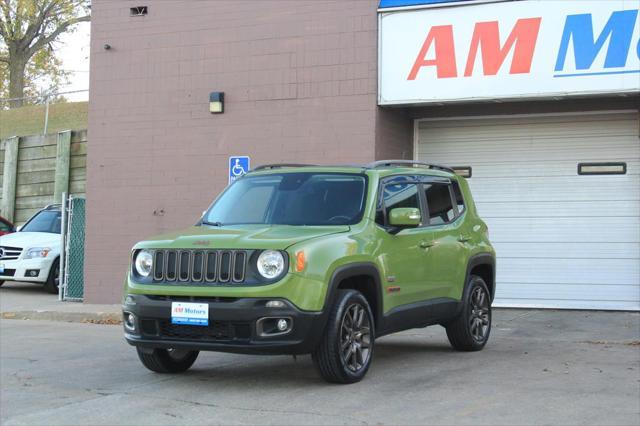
[388,207,421,228]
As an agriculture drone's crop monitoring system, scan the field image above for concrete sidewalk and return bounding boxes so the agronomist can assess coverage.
[0,281,121,324]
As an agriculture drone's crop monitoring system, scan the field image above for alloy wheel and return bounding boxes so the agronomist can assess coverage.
[469,286,490,342]
[54,263,60,288]
[340,303,372,372]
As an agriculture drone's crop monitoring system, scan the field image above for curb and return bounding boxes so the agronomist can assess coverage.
[1,310,122,325]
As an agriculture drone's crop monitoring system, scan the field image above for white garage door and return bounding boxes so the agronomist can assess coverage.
[416,112,640,311]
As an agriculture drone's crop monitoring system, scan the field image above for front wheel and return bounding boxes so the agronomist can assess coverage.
[136,347,199,373]
[43,259,59,294]
[312,289,375,384]
[446,275,492,351]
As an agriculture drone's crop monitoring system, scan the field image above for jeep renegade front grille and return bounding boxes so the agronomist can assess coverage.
[152,250,249,284]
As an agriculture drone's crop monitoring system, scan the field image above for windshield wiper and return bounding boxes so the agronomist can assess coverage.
[201,221,224,227]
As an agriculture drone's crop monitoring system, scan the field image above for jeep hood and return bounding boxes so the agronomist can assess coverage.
[135,225,350,250]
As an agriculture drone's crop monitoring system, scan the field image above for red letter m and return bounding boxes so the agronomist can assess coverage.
[464,17,541,76]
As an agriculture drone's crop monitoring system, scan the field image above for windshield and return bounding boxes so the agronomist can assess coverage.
[21,210,62,234]
[203,173,367,226]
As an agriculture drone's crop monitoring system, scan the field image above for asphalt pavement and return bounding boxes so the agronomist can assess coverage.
[0,281,120,323]
[1,308,639,425]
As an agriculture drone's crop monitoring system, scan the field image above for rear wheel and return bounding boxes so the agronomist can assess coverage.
[136,347,199,373]
[43,259,60,294]
[312,290,375,384]
[446,275,491,351]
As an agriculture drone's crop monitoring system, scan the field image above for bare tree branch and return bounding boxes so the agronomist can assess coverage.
[28,14,90,56]
[22,1,57,47]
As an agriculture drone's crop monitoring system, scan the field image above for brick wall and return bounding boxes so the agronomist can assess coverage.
[86,0,389,302]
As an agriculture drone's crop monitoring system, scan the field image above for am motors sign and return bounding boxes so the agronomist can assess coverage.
[378,0,640,105]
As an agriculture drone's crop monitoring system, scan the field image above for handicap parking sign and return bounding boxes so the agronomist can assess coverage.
[229,156,250,184]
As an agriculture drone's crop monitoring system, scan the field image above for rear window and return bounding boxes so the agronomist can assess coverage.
[424,183,455,225]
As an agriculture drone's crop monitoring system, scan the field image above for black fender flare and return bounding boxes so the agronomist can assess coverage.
[323,262,384,331]
[463,253,496,301]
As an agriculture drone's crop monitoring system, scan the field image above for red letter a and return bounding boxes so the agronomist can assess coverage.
[407,25,457,80]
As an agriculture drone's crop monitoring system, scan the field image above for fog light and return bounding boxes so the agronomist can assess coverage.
[209,91,224,114]
[266,300,286,308]
[26,269,40,277]
[124,295,136,306]
[257,317,293,336]
[277,318,288,331]
[124,312,136,331]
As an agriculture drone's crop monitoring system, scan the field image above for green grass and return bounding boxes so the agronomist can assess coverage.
[0,101,88,139]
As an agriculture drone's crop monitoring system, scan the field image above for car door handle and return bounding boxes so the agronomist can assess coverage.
[419,241,434,249]
[458,235,471,243]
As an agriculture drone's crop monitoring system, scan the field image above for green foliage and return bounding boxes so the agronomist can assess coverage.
[0,0,90,106]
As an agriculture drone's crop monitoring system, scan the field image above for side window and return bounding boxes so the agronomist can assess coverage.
[452,181,465,215]
[424,183,455,225]
[375,182,420,226]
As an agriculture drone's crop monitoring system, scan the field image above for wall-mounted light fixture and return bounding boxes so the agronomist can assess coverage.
[209,92,224,114]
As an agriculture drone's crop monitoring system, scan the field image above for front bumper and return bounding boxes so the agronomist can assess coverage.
[123,294,328,355]
[0,257,55,283]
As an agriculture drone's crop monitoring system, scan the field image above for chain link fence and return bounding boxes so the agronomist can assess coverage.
[60,195,86,302]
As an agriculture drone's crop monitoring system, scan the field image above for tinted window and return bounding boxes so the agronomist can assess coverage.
[376,182,420,226]
[452,181,465,215]
[204,173,366,226]
[424,183,455,225]
[21,210,62,234]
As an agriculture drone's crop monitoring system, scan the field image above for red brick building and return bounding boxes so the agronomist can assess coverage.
[86,0,639,309]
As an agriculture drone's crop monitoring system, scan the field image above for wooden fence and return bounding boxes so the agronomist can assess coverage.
[0,130,87,224]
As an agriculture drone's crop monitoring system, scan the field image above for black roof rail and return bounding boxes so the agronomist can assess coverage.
[365,160,455,174]
[251,163,318,171]
[44,203,62,210]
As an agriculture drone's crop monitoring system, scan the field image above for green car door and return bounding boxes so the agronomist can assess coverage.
[420,180,470,302]
[373,178,433,312]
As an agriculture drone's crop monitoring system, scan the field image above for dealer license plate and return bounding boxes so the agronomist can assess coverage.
[171,302,209,326]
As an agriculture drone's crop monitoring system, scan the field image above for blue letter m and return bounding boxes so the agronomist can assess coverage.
[555,10,638,72]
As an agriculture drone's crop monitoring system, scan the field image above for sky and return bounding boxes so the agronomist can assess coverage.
[54,21,91,102]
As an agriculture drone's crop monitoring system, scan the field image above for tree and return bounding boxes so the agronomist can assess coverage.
[0,0,90,108]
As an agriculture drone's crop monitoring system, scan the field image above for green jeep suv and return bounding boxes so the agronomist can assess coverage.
[123,161,495,383]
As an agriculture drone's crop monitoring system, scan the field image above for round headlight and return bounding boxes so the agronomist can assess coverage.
[134,250,153,277]
[257,250,285,279]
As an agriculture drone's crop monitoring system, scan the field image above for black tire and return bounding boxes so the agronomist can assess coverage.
[312,289,375,384]
[0,281,4,286]
[446,275,492,351]
[136,347,199,373]
[43,259,60,294]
